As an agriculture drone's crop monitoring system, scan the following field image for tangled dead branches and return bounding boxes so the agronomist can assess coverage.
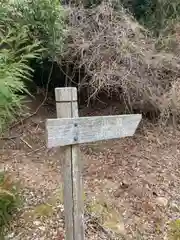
[63,1,180,122]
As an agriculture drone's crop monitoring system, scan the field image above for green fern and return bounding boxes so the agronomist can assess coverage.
[0,0,66,132]
[2,0,67,58]
[0,26,42,132]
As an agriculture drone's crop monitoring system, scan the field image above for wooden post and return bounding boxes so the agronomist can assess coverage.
[46,87,142,240]
[55,88,84,240]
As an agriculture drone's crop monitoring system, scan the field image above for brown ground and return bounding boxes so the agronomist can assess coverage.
[1,95,180,240]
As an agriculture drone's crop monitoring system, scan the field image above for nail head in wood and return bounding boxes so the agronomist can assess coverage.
[74,136,78,141]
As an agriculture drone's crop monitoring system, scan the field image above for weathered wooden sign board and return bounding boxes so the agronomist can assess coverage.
[47,114,141,148]
[46,87,142,240]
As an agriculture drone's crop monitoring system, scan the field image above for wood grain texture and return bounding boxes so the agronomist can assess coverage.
[46,114,142,148]
[55,87,77,102]
[55,87,84,240]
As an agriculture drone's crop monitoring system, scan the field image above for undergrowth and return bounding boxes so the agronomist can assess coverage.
[1,0,180,127]
[64,1,180,124]
[121,0,180,53]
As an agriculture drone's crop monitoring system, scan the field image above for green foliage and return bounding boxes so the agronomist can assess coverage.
[4,0,67,58]
[33,203,53,218]
[122,0,180,36]
[168,219,180,240]
[0,25,41,132]
[0,0,67,132]
[122,0,157,22]
[0,171,20,236]
[143,0,180,36]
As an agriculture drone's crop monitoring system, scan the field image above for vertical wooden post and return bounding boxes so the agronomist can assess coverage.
[55,88,84,240]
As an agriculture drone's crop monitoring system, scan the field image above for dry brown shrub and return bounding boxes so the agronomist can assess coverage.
[63,1,180,122]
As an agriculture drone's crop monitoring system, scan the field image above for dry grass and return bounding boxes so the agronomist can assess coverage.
[63,1,180,123]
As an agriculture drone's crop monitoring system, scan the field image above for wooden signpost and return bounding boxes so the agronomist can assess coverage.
[46,87,142,240]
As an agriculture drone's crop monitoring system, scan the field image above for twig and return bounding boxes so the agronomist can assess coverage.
[26,146,45,155]
[59,64,78,86]
[34,124,40,132]
[0,135,22,140]
[10,138,16,145]
[20,137,32,149]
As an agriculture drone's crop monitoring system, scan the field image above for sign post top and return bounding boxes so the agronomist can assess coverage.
[55,87,77,102]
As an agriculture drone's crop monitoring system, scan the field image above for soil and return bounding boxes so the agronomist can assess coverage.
[1,94,180,240]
